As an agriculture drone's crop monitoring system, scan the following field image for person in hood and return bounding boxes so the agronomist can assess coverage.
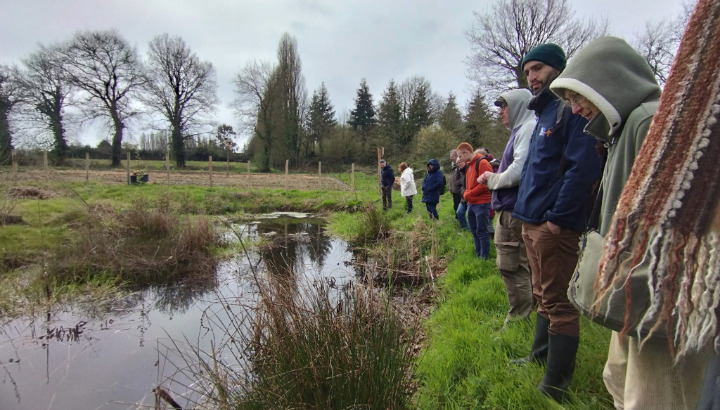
[456,142,493,259]
[510,43,603,402]
[550,36,711,410]
[478,88,536,325]
[421,158,444,220]
[398,162,417,214]
[379,159,395,210]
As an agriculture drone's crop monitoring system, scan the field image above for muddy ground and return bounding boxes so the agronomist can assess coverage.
[1,169,351,191]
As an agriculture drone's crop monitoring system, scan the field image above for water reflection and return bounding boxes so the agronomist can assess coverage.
[0,213,356,410]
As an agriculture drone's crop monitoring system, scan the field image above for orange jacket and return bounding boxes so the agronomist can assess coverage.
[464,154,492,204]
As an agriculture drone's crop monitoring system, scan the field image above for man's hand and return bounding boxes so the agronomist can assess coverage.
[546,221,561,235]
[477,171,492,185]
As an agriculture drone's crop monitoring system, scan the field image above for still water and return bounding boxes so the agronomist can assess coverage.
[0,213,357,409]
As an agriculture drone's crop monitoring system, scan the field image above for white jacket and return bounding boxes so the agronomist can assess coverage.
[400,167,417,197]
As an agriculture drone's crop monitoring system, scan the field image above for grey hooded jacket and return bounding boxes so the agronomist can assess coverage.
[551,36,661,235]
[487,88,536,211]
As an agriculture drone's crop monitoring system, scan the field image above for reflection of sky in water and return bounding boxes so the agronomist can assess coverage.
[0,215,356,410]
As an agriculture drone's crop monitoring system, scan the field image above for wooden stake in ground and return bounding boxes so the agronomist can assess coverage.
[377,147,384,197]
[126,152,131,185]
[247,161,250,188]
[85,152,89,183]
[11,149,17,184]
[209,156,213,187]
[351,163,355,193]
[165,152,170,184]
[285,159,289,190]
[43,151,48,180]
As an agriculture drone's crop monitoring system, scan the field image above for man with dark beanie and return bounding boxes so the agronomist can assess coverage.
[510,43,603,402]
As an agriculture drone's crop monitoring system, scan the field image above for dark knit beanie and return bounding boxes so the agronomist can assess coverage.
[521,43,567,72]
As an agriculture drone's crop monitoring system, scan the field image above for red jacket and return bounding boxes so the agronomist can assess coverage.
[464,154,492,204]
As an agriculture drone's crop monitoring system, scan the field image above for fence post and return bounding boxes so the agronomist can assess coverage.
[85,152,89,183]
[11,149,17,183]
[165,152,170,184]
[209,156,213,187]
[284,159,289,190]
[43,151,48,179]
[351,163,355,193]
[247,161,250,188]
[126,152,131,185]
[226,147,230,178]
[318,161,321,177]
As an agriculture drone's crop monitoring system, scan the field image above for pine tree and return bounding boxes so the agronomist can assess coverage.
[348,79,376,132]
[464,91,509,155]
[377,80,404,154]
[307,83,336,159]
[439,93,464,140]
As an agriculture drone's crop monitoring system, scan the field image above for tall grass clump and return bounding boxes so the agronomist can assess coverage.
[354,204,392,244]
[49,199,220,286]
[162,279,416,409]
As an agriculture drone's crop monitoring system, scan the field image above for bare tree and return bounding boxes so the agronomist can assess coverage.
[143,34,218,168]
[233,61,280,172]
[466,0,606,91]
[0,65,19,163]
[58,30,144,167]
[632,2,693,86]
[14,44,74,163]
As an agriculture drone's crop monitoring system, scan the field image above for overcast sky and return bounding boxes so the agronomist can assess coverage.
[1,0,689,146]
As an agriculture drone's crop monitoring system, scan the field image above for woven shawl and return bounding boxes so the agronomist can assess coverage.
[595,0,720,359]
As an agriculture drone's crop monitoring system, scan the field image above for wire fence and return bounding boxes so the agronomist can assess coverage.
[1,150,357,192]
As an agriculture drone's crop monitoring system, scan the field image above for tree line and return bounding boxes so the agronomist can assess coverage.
[0,0,689,172]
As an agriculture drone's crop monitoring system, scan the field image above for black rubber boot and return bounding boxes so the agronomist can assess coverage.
[537,333,579,402]
[511,313,550,365]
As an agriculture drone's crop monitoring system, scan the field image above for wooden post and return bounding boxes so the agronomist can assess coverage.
[284,159,289,190]
[165,152,170,184]
[351,163,355,193]
[318,161,321,177]
[43,151,48,179]
[85,152,89,183]
[126,152,131,185]
[209,156,213,187]
[226,146,230,178]
[246,161,250,188]
[11,149,17,183]
[377,147,384,196]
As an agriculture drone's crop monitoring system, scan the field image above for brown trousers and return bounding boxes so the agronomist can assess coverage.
[521,221,581,336]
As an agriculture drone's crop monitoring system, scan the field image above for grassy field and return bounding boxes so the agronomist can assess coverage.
[0,168,614,408]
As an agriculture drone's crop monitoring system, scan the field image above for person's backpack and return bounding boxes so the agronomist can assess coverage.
[439,174,447,195]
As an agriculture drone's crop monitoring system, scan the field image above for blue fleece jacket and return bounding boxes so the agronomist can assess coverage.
[512,88,603,232]
[421,158,444,204]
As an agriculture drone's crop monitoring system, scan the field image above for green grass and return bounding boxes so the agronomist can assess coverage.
[0,172,616,408]
[412,200,614,409]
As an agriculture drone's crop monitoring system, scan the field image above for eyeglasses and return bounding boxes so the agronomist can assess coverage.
[564,91,587,107]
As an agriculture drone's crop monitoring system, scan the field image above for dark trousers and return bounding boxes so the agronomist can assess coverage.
[468,203,491,259]
[381,186,392,209]
[452,193,462,215]
[425,202,438,220]
[405,195,413,213]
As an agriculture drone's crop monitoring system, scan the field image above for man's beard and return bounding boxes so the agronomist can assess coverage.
[532,70,560,96]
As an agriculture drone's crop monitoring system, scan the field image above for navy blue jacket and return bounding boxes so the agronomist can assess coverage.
[422,159,444,204]
[380,164,395,188]
[512,89,603,232]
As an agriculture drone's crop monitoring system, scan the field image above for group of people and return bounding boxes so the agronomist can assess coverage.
[379,157,445,220]
[377,3,719,406]
[477,1,719,406]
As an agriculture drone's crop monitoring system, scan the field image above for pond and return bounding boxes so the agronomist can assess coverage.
[0,213,358,410]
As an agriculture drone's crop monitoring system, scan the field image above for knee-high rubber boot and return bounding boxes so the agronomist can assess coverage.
[537,333,579,402]
[511,314,549,365]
